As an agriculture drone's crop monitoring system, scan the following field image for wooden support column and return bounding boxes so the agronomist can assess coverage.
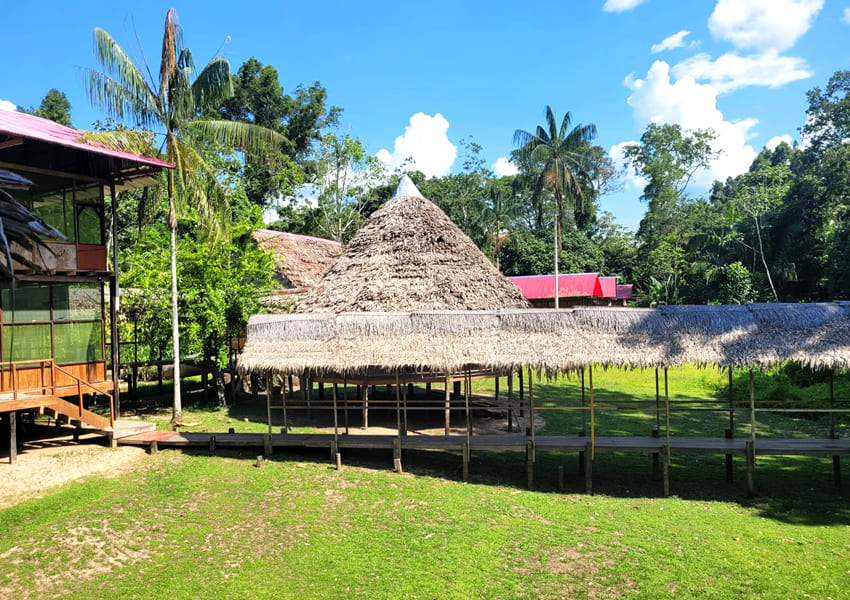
[579,366,586,473]
[462,443,470,482]
[265,371,273,435]
[343,376,349,434]
[507,369,514,433]
[589,365,595,460]
[395,371,402,438]
[8,412,17,465]
[664,367,671,496]
[362,377,369,429]
[281,374,288,434]
[528,370,536,454]
[332,381,339,445]
[518,369,525,417]
[109,181,121,420]
[584,440,593,494]
[494,375,500,411]
[402,376,409,435]
[464,370,472,444]
[393,436,402,473]
[526,442,534,489]
[444,374,451,435]
[726,366,734,483]
[748,369,756,496]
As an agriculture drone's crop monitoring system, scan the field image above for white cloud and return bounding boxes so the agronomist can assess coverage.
[766,135,793,150]
[709,0,823,52]
[843,8,850,24]
[603,0,648,12]
[376,113,457,178]
[0,99,16,111]
[625,61,758,188]
[609,141,647,191]
[492,157,519,177]
[651,30,691,54]
[672,49,813,93]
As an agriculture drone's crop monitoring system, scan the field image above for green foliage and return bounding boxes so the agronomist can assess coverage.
[718,261,755,304]
[18,88,72,126]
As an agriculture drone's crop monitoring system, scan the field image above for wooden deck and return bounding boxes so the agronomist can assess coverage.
[118,430,848,495]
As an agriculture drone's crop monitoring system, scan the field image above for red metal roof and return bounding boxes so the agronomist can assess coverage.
[0,109,172,169]
[616,284,634,300]
[509,273,602,300]
[598,276,617,298]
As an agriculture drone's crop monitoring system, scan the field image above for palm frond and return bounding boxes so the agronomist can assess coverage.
[74,129,160,157]
[185,119,285,155]
[90,29,159,123]
[193,57,234,113]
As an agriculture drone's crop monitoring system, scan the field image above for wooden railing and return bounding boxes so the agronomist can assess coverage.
[4,358,114,428]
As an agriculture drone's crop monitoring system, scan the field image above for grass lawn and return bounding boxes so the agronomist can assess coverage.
[1,447,848,600]
[4,366,849,599]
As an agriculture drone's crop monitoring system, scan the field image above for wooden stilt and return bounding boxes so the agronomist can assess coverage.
[265,371,273,435]
[444,374,451,435]
[526,442,534,489]
[462,443,470,482]
[209,435,216,453]
[664,367,671,493]
[281,373,288,433]
[518,369,525,417]
[726,366,734,483]
[395,371,402,438]
[343,376,349,435]
[362,377,369,429]
[464,370,472,445]
[589,365,595,459]
[507,370,514,433]
[9,411,16,464]
[746,440,755,496]
[332,381,339,445]
[263,434,272,458]
[393,435,402,473]
[584,441,593,494]
[528,371,536,456]
[580,366,587,436]
[402,376,409,435]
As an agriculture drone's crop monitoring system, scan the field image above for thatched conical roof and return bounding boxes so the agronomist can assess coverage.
[295,176,530,312]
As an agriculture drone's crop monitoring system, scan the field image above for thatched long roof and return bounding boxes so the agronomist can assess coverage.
[239,303,850,375]
[294,177,530,312]
[253,229,341,290]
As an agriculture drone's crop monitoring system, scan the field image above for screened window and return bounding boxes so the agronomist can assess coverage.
[0,283,50,322]
[2,324,51,362]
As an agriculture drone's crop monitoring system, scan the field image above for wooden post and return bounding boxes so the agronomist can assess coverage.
[749,368,756,447]
[507,370,514,433]
[265,371,273,436]
[281,373,288,434]
[726,366,734,483]
[287,375,294,400]
[362,376,369,429]
[264,434,272,458]
[462,443,470,482]
[444,374,451,435]
[343,376,349,435]
[589,365,595,460]
[655,367,661,433]
[109,181,121,419]
[518,369,525,417]
[526,442,534,489]
[584,441,593,494]
[402,375,409,435]
[746,440,755,496]
[465,370,472,446]
[528,371,536,456]
[332,381,339,445]
[8,411,16,465]
[395,371,402,438]
[494,375,500,412]
[393,436,402,473]
[829,371,835,439]
[664,367,671,492]
[209,435,216,453]
[581,366,587,435]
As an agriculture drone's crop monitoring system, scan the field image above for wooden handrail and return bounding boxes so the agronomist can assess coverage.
[3,359,115,429]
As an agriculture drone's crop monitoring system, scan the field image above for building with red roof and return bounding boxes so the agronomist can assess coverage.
[508,273,632,307]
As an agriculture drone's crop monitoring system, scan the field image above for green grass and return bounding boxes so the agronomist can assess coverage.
[1,448,848,600]
[4,366,849,599]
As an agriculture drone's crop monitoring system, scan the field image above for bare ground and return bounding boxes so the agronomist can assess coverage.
[0,426,149,509]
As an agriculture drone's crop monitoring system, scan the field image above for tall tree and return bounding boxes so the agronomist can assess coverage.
[85,8,280,423]
[18,89,72,126]
[513,106,597,307]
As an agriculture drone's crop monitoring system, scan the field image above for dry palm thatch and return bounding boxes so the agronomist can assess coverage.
[294,177,530,312]
[0,169,65,278]
[253,229,341,290]
[239,303,850,376]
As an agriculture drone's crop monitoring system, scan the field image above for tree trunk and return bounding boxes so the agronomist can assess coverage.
[169,177,182,424]
[213,363,227,408]
[753,214,779,302]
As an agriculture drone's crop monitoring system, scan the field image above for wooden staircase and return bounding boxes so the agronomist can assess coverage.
[42,397,112,430]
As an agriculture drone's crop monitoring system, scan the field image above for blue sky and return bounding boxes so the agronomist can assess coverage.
[2,0,848,230]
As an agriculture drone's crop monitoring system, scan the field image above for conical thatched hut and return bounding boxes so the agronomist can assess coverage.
[295,176,529,312]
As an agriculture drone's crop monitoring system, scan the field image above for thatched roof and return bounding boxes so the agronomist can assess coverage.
[294,176,530,312]
[253,229,341,289]
[238,303,850,375]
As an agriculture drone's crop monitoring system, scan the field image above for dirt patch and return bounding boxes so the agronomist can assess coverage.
[0,427,149,509]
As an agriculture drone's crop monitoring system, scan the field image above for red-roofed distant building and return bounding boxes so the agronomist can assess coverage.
[508,273,632,307]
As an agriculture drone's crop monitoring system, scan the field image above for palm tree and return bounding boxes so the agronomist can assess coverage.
[85,9,282,423]
[513,106,597,308]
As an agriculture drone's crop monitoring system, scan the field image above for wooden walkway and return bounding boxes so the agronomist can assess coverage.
[118,430,849,495]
